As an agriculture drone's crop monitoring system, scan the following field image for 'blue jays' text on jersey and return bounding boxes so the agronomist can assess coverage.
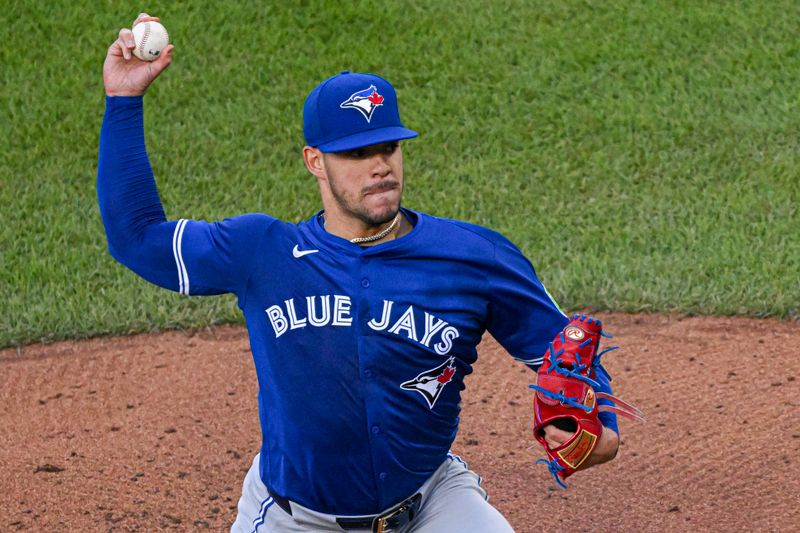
[97,96,569,516]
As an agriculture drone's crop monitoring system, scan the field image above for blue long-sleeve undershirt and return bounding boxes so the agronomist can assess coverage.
[97,96,186,292]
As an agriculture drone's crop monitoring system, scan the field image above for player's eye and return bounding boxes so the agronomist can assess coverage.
[342,148,366,158]
[338,142,398,159]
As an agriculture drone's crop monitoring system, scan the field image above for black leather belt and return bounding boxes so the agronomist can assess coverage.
[266,487,422,532]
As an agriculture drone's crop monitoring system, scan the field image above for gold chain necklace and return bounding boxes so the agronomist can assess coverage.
[349,213,401,244]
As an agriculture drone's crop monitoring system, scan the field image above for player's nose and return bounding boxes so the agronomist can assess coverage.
[368,151,393,177]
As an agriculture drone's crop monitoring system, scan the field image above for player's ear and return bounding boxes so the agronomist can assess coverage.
[303,146,326,179]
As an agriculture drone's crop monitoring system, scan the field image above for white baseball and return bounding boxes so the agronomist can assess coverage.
[132,21,169,62]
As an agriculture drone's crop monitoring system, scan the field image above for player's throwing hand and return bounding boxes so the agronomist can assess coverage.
[103,13,173,97]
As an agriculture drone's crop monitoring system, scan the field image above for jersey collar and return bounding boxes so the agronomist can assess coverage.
[304,207,422,255]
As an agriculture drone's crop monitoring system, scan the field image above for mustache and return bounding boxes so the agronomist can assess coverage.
[362,180,400,195]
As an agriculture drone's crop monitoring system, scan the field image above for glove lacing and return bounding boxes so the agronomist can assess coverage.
[535,457,568,489]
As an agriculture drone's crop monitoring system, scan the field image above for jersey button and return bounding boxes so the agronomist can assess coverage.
[379,472,387,481]
[364,369,373,378]
[371,425,380,435]
[361,278,370,288]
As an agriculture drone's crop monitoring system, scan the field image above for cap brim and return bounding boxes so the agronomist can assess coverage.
[316,126,418,153]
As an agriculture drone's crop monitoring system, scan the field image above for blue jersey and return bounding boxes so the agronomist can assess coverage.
[98,96,569,515]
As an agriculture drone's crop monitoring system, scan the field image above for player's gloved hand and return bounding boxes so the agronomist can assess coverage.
[530,314,644,488]
[541,423,620,469]
[104,13,174,97]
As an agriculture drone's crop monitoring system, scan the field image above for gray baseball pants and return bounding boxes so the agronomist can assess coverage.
[231,453,515,532]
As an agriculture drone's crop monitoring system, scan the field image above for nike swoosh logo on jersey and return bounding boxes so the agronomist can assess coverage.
[292,245,320,258]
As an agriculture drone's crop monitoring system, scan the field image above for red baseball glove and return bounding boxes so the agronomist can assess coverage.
[530,314,643,488]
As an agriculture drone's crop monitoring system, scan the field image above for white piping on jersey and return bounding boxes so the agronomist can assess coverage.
[172,219,190,295]
[513,355,544,366]
[541,282,567,318]
[511,282,560,367]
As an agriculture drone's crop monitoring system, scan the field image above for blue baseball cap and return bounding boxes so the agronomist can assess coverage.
[303,71,418,153]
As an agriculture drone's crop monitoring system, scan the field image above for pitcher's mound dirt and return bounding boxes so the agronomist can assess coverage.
[1,313,798,532]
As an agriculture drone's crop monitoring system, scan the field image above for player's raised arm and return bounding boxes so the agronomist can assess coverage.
[97,15,273,296]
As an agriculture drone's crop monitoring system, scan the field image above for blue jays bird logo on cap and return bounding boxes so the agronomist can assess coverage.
[340,85,385,123]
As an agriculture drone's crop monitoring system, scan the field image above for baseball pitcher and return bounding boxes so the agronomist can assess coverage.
[99,14,635,532]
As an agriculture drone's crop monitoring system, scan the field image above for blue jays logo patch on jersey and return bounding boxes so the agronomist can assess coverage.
[340,85,385,122]
[400,357,456,409]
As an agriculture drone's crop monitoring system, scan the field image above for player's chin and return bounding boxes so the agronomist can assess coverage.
[364,206,399,227]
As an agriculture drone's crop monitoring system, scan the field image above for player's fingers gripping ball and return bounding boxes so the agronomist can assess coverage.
[530,315,644,488]
[132,21,169,61]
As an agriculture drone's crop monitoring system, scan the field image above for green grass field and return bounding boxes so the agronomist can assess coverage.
[2,1,798,347]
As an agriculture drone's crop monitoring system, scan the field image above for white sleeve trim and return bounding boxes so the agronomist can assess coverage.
[172,219,190,295]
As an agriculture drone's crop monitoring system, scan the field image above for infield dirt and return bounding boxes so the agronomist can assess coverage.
[1,313,798,532]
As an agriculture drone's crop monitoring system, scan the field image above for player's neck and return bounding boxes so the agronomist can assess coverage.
[321,211,409,246]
